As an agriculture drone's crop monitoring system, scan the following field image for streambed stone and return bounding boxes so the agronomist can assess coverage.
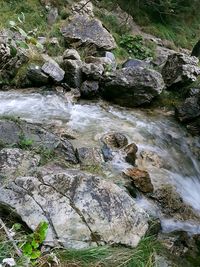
[0,169,149,248]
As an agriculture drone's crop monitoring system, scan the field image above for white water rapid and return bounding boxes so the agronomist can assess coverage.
[1,90,200,234]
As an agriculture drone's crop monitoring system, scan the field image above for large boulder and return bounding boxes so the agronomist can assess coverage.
[162,53,200,88]
[0,169,148,248]
[0,119,78,164]
[61,15,116,51]
[26,64,49,86]
[101,67,165,107]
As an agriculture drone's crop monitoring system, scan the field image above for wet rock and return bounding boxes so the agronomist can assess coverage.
[63,49,81,61]
[123,143,138,165]
[101,67,165,107]
[61,15,116,51]
[175,95,200,122]
[0,119,78,164]
[139,150,164,168]
[162,53,200,88]
[76,147,104,168]
[122,59,150,69]
[0,169,148,248]
[123,168,154,193]
[0,148,40,184]
[80,80,99,99]
[152,185,199,221]
[63,59,83,88]
[187,87,200,97]
[42,61,65,82]
[187,117,200,135]
[26,64,49,86]
[101,132,128,149]
[82,63,104,80]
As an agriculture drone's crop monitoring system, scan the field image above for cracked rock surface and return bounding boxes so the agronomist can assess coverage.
[0,169,148,249]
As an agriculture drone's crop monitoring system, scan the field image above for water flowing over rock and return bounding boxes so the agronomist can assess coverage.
[101,67,165,107]
[61,15,116,51]
[162,53,200,88]
[0,169,148,248]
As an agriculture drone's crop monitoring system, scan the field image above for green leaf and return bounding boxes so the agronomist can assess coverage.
[10,45,17,57]
[36,42,44,50]
[13,223,22,231]
[16,40,29,49]
[30,250,41,260]
[34,221,48,244]
[9,20,16,27]
[22,243,33,256]
[17,27,27,38]
[31,239,39,249]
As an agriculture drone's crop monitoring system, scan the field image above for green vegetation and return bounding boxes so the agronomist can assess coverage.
[119,34,155,60]
[56,236,162,267]
[0,0,47,33]
[0,220,48,266]
[97,0,200,49]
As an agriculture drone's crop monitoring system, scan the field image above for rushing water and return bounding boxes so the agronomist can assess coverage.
[1,90,200,233]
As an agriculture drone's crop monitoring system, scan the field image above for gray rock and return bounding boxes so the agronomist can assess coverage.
[71,0,94,17]
[63,59,83,88]
[0,169,148,248]
[0,148,40,185]
[27,64,49,86]
[63,49,81,61]
[76,147,104,167]
[0,119,78,164]
[162,53,200,88]
[82,63,104,80]
[61,15,116,51]
[85,56,114,70]
[47,7,58,25]
[0,43,28,84]
[42,61,65,82]
[122,59,150,69]
[80,80,99,99]
[175,95,200,122]
[124,143,138,165]
[102,67,165,107]
[105,52,116,70]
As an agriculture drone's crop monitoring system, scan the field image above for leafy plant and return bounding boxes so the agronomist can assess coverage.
[8,13,43,51]
[19,221,48,261]
[119,34,154,60]
[18,134,34,149]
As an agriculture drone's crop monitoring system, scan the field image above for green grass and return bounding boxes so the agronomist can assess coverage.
[57,236,161,267]
[0,0,48,33]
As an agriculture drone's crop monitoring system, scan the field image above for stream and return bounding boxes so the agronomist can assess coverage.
[1,90,200,235]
